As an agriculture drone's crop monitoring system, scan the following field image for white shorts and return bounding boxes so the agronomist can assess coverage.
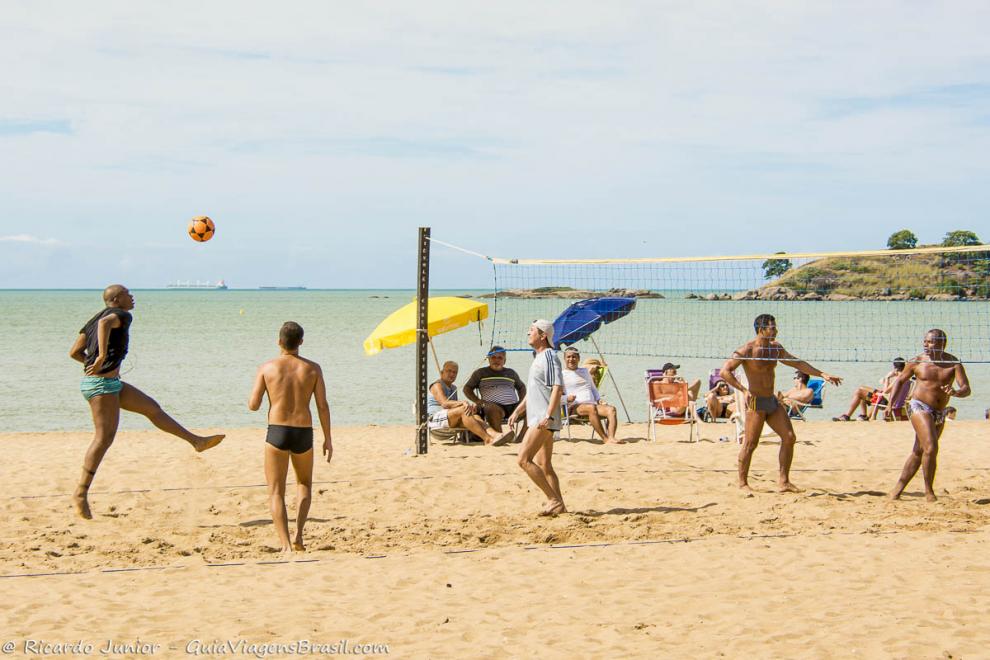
[428,410,450,430]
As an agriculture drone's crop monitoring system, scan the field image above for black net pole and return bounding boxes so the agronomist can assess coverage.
[415,227,431,455]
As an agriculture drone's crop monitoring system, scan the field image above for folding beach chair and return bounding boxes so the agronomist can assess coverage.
[429,426,475,444]
[868,378,914,421]
[563,366,611,440]
[646,375,699,442]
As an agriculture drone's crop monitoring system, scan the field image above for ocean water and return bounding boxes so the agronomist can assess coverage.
[1,289,988,434]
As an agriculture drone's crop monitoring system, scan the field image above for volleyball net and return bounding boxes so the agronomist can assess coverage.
[428,239,990,364]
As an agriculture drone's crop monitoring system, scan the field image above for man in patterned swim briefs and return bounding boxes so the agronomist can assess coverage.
[888,329,971,503]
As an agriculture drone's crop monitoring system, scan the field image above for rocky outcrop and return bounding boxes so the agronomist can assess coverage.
[481,287,664,299]
[682,287,968,301]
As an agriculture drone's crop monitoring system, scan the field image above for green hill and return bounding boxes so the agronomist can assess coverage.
[760,250,990,300]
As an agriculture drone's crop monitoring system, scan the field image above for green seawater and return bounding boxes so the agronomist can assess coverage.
[1,289,987,433]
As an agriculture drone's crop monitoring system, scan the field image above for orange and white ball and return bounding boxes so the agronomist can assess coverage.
[188,216,215,242]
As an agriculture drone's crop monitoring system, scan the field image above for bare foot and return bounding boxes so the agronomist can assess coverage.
[925,492,937,503]
[292,541,306,552]
[778,481,803,493]
[603,438,626,445]
[539,500,567,516]
[738,483,755,494]
[193,434,225,453]
[73,490,93,520]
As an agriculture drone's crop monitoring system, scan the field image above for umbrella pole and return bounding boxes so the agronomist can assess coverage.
[590,336,631,423]
[428,336,443,375]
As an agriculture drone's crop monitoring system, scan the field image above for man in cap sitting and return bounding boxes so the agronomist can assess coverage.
[463,345,527,440]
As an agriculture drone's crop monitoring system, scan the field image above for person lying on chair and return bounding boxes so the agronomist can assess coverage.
[561,347,623,444]
[778,371,815,416]
[429,361,512,446]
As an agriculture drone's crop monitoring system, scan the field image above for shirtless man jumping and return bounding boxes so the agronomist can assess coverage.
[70,285,224,519]
[888,329,970,503]
[249,322,333,552]
[720,314,842,493]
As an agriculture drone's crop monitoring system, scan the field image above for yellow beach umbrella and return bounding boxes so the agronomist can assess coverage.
[363,297,489,366]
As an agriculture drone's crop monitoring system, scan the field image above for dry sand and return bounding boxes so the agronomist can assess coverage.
[1,420,988,658]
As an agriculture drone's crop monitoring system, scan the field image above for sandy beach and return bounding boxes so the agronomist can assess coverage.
[1,420,988,658]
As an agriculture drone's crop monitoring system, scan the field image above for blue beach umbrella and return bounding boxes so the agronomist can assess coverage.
[552,297,636,421]
[552,297,637,348]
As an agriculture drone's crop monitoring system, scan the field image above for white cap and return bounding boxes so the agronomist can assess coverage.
[532,319,555,347]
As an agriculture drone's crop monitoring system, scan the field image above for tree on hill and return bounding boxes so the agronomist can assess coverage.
[762,252,792,279]
[942,230,981,247]
[887,230,918,250]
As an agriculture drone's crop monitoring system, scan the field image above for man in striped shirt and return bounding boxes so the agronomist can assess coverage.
[462,345,527,437]
[508,320,566,515]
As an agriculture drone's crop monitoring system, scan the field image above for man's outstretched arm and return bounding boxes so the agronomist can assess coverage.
[314,365,333,463]
[779,349,842,386]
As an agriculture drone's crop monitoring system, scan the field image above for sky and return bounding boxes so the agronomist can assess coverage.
[1,1,988,289]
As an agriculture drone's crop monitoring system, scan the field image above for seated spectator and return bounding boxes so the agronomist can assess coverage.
[429,361,511,446]
[704,379,735,421]
[778,371,815,416]
[462,346,527,439]
[658,362,701,416]
[561,347,623,444]
[833,357,905,421]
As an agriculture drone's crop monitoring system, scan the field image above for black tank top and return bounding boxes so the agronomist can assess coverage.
[80,307,132,374]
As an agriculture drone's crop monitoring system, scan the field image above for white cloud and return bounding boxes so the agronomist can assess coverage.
[0,2,987,286]
[0,234,63,246]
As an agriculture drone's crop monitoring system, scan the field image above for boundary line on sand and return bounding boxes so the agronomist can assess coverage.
[9,465,990,501]
[0,529,927,580]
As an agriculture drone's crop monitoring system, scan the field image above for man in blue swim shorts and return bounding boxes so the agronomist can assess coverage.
[69,285,225,519]
[888,329,971,503]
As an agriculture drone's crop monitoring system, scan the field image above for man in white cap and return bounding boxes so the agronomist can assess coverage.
[508,320,566,515]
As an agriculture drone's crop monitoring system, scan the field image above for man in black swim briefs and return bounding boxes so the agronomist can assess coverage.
[719,314,841,493]
[248,321,333,552]
[69,284,225,519]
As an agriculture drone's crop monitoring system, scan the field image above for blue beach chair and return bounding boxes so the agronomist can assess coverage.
[788,378,825,420]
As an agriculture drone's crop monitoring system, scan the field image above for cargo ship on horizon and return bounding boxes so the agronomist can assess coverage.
[165,279,228,290]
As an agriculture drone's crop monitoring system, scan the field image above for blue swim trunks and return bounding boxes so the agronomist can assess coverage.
[80,376,123,401]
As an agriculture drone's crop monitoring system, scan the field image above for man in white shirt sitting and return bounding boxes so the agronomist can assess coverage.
[561,347,623,444]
